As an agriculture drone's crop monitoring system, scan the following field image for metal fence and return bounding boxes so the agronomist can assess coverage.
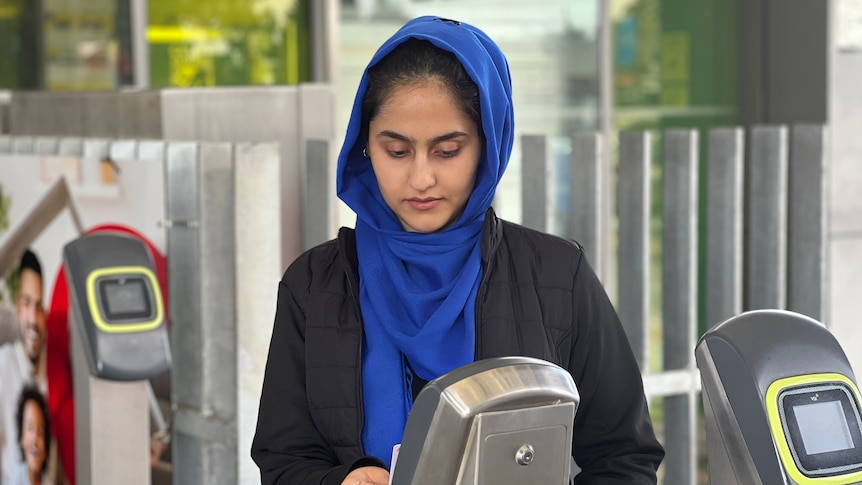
[1,115,828,484]
[521,125,828,484]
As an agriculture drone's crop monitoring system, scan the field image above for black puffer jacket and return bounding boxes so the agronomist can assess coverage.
[252,210,664,484]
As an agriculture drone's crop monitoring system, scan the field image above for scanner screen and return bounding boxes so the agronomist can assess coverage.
[100,277,151,319]
[794,400,854,455]
[780,383,862,478]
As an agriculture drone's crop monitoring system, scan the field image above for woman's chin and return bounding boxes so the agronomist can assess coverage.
[398,213,462,234]
[399,219,445,234]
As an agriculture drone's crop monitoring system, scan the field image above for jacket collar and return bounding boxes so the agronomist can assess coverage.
[480,207,503,264]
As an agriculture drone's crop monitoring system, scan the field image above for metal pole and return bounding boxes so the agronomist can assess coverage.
[234,142,281,484]
[304,139,331,250]
[617,131,651,369]
[569,133,603,270]
[310,0,339,83]
[788,124,828,322]
[521,134,549,233]
[166,142,238,485]
[72,321,151,485]
[662,129,699,485]
[597,0,614,283]
[746,125,788,310]
[129,0,150,89]
[705,128,744,328]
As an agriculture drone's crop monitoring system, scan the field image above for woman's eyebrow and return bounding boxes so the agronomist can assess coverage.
[377,130,413,142]
[430,131,469,144]
[375,130,469,145]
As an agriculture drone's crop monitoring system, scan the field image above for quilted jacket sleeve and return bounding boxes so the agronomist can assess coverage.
[251,267,383,485]
[567,256,665,484]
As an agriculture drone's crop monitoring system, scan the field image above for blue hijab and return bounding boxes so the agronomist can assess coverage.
[336,16,514,467]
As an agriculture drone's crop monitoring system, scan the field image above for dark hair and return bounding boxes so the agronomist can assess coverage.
[361,38,482,141]
[19,249,42,280]
[15,385,51,474]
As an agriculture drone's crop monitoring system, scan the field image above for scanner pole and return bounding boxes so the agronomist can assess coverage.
[71,314,150,485]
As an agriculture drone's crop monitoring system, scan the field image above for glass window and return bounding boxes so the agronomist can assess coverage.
[0,0,132,90]
[41,0,126,91]
[0,0,38,89]
[147,0,311,88]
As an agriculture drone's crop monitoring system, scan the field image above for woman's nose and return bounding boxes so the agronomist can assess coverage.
[408,157,436,192]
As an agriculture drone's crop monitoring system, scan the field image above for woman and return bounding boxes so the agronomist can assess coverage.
[12,386,52,485]
[252,16,664,485]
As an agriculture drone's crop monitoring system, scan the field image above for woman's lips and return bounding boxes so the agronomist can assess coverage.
[407,198,441,210]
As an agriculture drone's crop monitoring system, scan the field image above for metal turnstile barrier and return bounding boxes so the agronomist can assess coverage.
[391,357,580,485]
[697,310,862,485]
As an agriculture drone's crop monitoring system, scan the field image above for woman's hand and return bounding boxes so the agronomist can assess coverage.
[341,465,390,485]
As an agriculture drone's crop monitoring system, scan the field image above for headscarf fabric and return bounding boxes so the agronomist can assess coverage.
[335,16,514,466]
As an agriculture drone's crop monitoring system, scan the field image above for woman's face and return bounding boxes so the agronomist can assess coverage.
[367,81,481,233]
[20,400,46,474]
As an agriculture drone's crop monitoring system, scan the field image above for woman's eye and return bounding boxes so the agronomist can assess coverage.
[438,149,459,158]
[388,150,408,158]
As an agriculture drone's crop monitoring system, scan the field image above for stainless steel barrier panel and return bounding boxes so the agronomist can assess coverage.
[161,85,334,269]
[165,140,281,485]
[569,132,604,271]
[521,134,550,232]
[788,125,828,322]
[234,142,281,484]
[391,357,579,485]
[662,129,700,485]
[706,128,745,329]
[617,131,651,369]
[161,87,299,272]
[166,141,238,485]
[298,84,338,255]
[746,126,789,310]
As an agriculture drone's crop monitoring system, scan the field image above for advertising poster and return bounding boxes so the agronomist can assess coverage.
[0,150,168,484]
